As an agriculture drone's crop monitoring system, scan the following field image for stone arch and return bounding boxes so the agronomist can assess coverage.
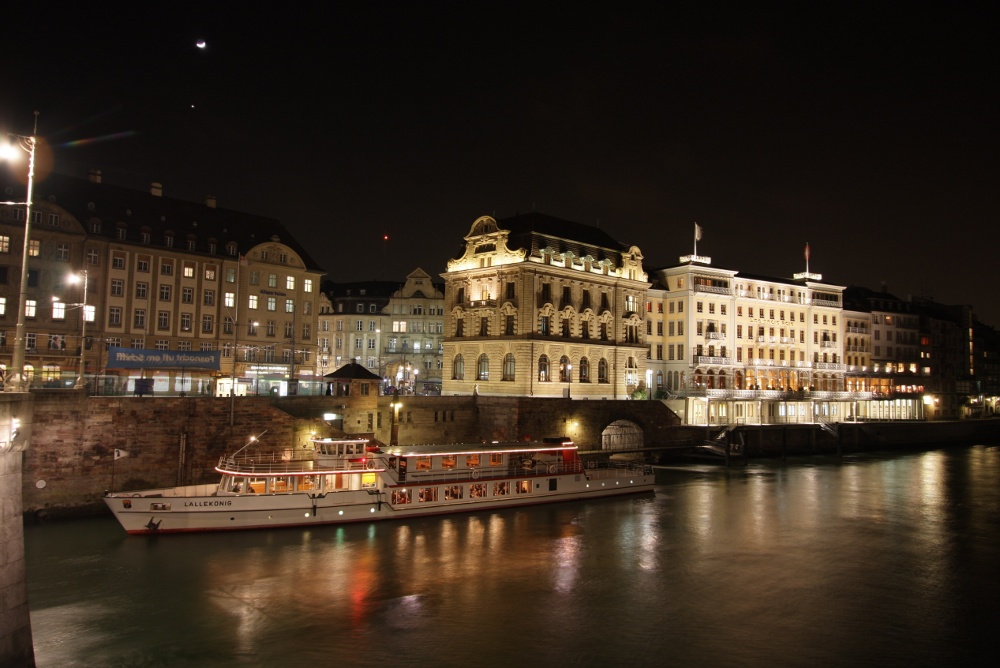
[601,419,644,451]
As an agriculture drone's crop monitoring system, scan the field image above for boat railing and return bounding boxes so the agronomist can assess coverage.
[582,461,654,479]
[388,459,585,484]
[217,452,318,475]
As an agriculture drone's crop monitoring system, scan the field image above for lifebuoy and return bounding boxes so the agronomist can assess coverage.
[548,464,556,474]
[471,469,481,480]
[365,459,377,470]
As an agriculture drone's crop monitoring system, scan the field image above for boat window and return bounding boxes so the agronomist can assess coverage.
[549,479,558,491]
[274,478,289,492]
[416,456,431,470]
[516,480,531,494]
[418,487,438,502]
[465,454,480,468]
[441,455,456,469]
[445,485,463,500]
[493,481,510,496]
[489,453,503,466]
[300,476,314,490]
[361,473,378,489]
[391,489,412,504]
[470,483,487,498]
[250,479,266,494]
[150,502,171,511]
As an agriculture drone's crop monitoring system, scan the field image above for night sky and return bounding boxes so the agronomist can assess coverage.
[4,4,998,324]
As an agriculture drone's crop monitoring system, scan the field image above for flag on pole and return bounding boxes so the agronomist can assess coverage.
[239,254,248,266]
[804,242,810,261]
[694,223,703,241]
[114,449,130,460]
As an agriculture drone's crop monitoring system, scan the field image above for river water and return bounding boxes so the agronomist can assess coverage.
[25,445,1000,667]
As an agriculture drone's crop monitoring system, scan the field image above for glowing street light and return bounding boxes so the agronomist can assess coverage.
[1,112,38,392]
[66,271,89,389]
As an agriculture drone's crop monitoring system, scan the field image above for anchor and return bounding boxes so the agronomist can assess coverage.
[145,518,162,531]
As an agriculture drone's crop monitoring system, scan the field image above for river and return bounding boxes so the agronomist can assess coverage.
[25,444,1000,667]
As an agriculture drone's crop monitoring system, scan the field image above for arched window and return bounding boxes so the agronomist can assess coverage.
[538,355,550,382]
[598,358,609,383]
[579,357,590,383]
[502,353,516,381]
[477,353,489,381]
[452,354,464,380]
[559,355,572,382]
[656,371,663,389]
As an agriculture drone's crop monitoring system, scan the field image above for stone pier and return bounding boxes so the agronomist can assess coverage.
[1,392,34,667]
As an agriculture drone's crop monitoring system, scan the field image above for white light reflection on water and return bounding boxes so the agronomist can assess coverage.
[26,445,1000,667]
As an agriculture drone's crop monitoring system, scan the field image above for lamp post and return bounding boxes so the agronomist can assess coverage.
[1,112,38,392]
[67,270,89,389]
[565,362,572,399]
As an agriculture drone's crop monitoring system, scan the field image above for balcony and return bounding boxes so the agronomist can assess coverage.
[465,299,497,309]
[705,331,726,341]
[820,341,837,348]
[815,362,847,370]
[692,355,732,365]
[694,284,731,296]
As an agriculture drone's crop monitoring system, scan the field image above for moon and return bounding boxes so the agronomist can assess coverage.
[196,40,206,49]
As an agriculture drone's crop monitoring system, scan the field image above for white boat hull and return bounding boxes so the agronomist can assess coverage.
[104,470,655,535]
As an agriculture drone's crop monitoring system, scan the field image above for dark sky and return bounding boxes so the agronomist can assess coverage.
[4,4,998,324]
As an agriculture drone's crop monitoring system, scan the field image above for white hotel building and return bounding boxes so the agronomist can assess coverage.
[646,251,894,426]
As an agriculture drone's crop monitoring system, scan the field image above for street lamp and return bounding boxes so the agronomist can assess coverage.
[566,363,572,399]
[1,112,38,392]
[66,270,89,389]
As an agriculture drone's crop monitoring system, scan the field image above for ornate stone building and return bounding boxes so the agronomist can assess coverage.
[442,213,650,399]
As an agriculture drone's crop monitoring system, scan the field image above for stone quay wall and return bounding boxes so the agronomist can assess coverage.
[21,392,1000,518]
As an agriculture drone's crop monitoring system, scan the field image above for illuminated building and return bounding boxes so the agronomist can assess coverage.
[0,171,323,393]
[647,252,862,425]
[441,213,650,398]
[321,268,445,395]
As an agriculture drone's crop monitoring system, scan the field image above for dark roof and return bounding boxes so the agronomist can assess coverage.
[493,212,630,266]
[324,280,402,299]
[10,171,323,272]
[324,362,381,380]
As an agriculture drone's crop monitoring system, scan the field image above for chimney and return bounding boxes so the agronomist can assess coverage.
[150,182,163,197]
[88,168,102,184]
[205,195,217,208]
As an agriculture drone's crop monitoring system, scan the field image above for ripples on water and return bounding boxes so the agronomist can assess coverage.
[26,445,1000,667]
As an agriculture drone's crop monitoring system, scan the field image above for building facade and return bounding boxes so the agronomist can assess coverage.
[647,253,877,425]
[442,213,650,399]
[320,269,445,395]
[1,171,324,394]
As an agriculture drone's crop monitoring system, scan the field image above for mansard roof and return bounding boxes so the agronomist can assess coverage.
[495,212,630,265]
[9,171,323,272]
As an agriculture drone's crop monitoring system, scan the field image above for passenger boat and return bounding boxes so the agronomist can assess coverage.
[103,435,655,534]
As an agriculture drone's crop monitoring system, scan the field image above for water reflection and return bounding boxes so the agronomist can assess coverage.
[27,446,1000,667]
